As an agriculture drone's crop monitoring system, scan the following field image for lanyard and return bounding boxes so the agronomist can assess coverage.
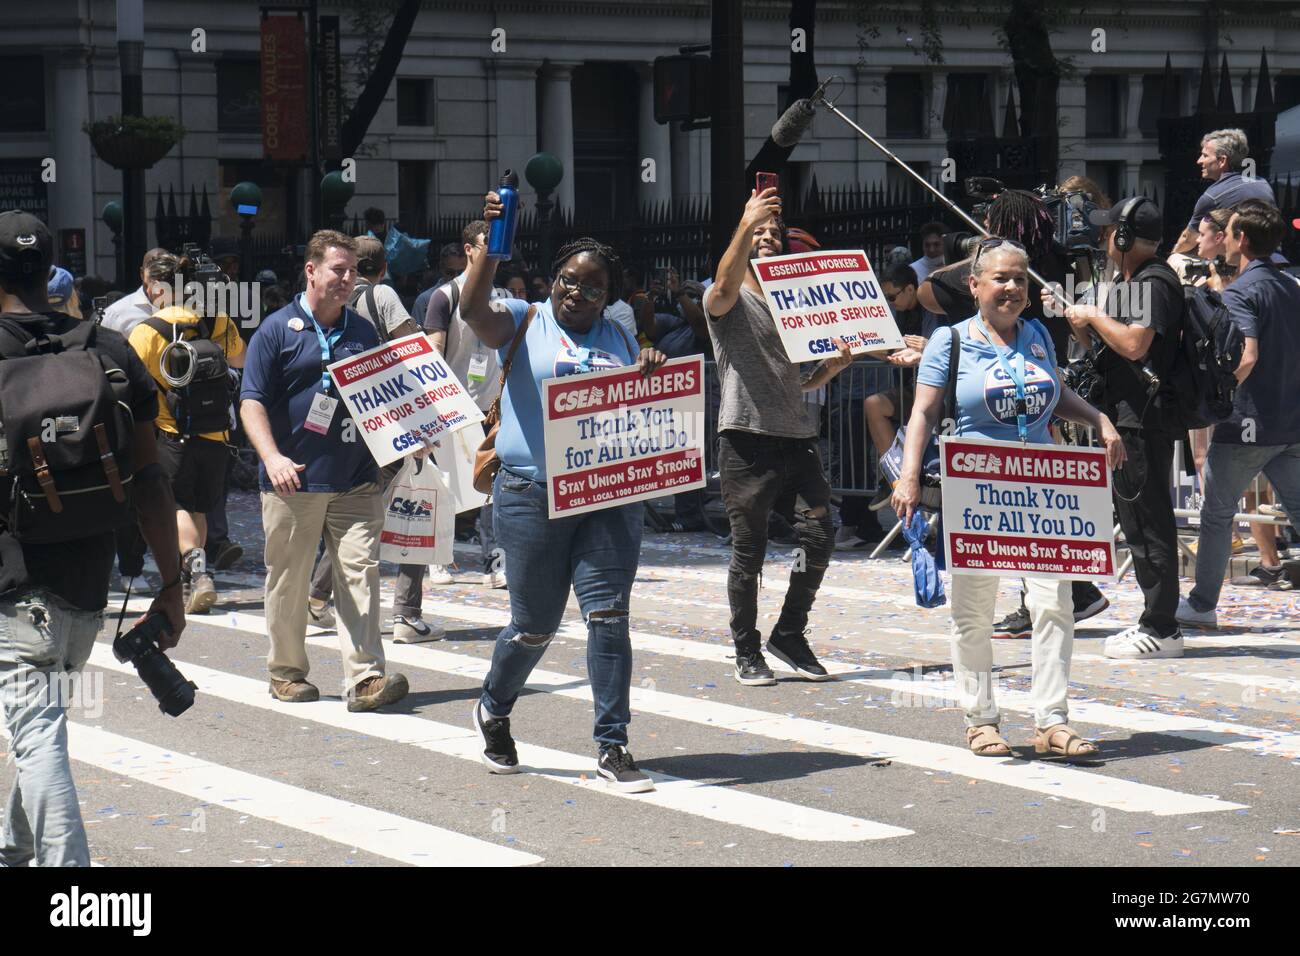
[979,316,1028,443]
[558,323,597,373]
[311,313,347,393]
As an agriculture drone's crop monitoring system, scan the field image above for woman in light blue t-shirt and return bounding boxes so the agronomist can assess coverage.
[456,189,667,794]
[892,241,1126,761]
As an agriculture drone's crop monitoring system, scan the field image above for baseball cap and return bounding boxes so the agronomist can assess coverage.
[1088,197,1163,242]
[47,265,75,305]
[256,268,278,284]
[0,210,53,279]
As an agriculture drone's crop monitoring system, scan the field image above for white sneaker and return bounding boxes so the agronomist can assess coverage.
[393,615,445,644]
[834,526,868,551]
[307,598,336,629]
[427,564,455,585]
[1176,596,1218,630]
[1104,624,1184,659]
[481,570,508,589]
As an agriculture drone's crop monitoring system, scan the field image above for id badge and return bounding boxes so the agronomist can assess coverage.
[304,393,339,434]
[467,351,489,383]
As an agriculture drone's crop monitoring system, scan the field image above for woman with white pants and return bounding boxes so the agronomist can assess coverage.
[891,240,1126,758]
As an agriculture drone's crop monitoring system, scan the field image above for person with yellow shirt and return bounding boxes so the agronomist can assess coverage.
[128,253,245,613]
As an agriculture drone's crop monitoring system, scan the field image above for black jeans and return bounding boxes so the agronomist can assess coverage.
[718,430,834,655]
[1114,426,1180,637]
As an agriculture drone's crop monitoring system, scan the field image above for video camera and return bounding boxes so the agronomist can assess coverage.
[1181,255,1228,282]
[112,612,197,717]
[178,243,227,286]
[946,177,1104,264]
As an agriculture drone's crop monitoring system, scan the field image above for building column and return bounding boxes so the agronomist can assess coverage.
[491,59,541,205]
[538,61,578,217]
[50,46,95,271]
[855,64,888,187]
[1124,73,1142,142]
[1056,69,1088,182]
[633,62,672,208]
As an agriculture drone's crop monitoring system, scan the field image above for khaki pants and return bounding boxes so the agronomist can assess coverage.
[262,482,385,692]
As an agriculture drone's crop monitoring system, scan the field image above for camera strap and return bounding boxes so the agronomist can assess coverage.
[113,576,135,643]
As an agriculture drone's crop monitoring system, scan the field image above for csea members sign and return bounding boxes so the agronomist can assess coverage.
[329,332,483,467]
[750,249,904,362]
[543,356,706,518]
[939,436,1117,582]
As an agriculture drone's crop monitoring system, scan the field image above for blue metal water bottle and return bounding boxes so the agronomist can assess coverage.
[487,170,520,260]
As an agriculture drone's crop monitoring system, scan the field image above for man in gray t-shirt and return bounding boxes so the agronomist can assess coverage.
[705,186,853,688]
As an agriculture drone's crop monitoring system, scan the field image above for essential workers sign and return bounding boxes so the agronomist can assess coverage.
[329,332,484,467]
[543,356,706,518]
[939,436,1117,582]
[750,249,904,362]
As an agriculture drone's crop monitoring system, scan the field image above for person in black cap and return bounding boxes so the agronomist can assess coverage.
[1042,195,1189,660]
[0,211,185,865]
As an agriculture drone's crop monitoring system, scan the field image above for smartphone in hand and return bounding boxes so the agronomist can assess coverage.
[756,171,779,194]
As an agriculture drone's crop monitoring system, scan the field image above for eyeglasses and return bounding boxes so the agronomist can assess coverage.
[555,273,607,303]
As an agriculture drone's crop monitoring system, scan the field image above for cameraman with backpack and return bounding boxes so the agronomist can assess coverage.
[128,252,245,615]
[1044,197,1188,659]
[0,212,185,866]
[1178,201,1300,627]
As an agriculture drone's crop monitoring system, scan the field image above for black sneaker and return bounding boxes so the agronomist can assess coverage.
[992,605,1031,639]
[734,652,777,686]
[1230,565,1294,591]
[596,745,655,794]
[766,629,833,681]
[1072,583,1110,623]
[472,702,520,774]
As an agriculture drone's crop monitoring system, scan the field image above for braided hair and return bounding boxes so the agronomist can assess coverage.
[986,189,1057,261]
[551,237,623,302]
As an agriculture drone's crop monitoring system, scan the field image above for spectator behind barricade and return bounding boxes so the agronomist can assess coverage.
[920,190,1073,359]
[883,245,912,270]
[706,186,855,686]
[46,266,81,319]
[239,229,410,713]
[1178,201,1300,630]
[1172,129,1277,255]
[1045,196,1188,660]
[129,252,246,615]
[421,219,509,589]
[894,240,1124,759]
[102,246,171,336]
[910,222,947,284]
[461,189,667,791]
[505,274,528,300]
[529,273,550,302]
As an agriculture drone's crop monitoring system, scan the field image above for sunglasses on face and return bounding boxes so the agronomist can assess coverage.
[554,273,607,303]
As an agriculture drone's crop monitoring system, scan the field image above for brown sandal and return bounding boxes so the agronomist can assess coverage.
[1033,724,1099,758]
[966,724,1012,757]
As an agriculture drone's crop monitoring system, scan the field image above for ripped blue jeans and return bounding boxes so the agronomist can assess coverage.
[480,467,643,748]
[0,589,103,867]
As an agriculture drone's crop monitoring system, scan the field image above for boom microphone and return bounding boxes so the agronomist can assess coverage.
[772,98,817,148]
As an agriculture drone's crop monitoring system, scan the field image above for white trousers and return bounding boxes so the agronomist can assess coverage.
[949,573,1073,730]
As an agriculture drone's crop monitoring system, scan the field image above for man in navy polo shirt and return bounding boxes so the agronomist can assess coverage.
[1172,129,1276,255]
[1179,201,1300,627]
[240,230,409,712]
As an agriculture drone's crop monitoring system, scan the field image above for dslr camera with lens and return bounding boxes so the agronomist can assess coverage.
[112,612,197,717]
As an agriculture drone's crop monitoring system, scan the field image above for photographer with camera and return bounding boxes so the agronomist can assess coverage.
[128,252,246,615]
[1178,201,1300,626]
[0,212,185,866]
[1044,196,1189,659]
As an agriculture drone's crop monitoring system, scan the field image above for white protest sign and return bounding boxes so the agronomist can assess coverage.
[329,332,484,468]
[750,249,904,362]
[542,356,706,519]
[940,436,1116,582]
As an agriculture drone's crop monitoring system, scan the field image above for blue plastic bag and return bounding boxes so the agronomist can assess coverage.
[375,226,432,278]
[902,511,946,608]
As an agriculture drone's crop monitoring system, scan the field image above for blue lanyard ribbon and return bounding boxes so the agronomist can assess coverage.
[979,317,1028,443]
[311,313,347,393]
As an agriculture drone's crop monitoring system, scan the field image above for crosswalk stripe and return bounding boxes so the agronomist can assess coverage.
[118,601,1253,814]
[409,598,1300,759]
[86,645,907,843]
[67,722,542,866]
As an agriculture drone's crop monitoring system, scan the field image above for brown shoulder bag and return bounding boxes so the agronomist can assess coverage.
[472,306,534,495]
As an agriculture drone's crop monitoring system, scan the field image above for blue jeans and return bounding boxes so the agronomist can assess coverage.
[0,589,102,867]
[1189,441,1300,612]
[480,467,643,748]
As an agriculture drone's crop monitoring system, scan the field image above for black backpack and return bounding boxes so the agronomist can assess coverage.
[141,315,233,436]
[1149,268,1244,429]
[349,282,391,343]
[0,315,137,543]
